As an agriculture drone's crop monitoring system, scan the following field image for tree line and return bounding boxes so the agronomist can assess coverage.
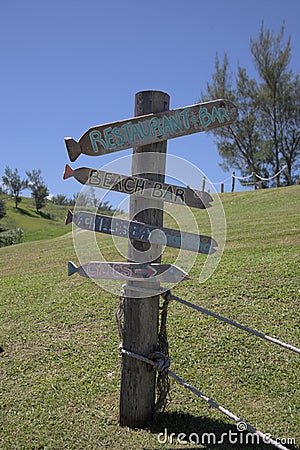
[0,166,116,219]
[0,167,49,212]
[199,22,299,186]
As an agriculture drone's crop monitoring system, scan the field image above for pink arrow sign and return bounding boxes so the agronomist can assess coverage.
[68,261,189,283]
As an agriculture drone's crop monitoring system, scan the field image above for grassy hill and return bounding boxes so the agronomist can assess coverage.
[0,196,70,242]
[0,186,299,449]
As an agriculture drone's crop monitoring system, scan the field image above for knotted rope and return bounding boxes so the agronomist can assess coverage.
[116,285,171,413]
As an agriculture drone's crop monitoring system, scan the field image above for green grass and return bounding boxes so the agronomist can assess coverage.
[0,186,299,449]
[0,197,70,242]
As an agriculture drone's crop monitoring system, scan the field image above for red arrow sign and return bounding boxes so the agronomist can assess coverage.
[68,261,188,283]
[65,99,238,161]
[135,266,157,277]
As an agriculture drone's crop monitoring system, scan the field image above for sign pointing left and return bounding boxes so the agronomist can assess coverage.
[68,261,189,283]
[65,99,238,161]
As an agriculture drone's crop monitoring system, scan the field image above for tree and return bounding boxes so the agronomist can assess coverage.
[26,169,49,212]
[52,194,68,206]
[0,197,6,220]
[2,167,28,208]
[200,54,266,177]
[250,22,297,186]
[277,76,300,184]
[199,23,299,185]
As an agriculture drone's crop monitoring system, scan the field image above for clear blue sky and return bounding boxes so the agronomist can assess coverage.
[1,0,299,202]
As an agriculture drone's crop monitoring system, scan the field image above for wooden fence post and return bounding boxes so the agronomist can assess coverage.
[119,90,170,428]
[231,172,235,192]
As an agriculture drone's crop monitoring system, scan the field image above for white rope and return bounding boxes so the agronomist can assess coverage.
[119,346,290,450]
[168,371,290,450]
[255,165,287,181]
[169,293,300,355]
[232,172,254,180]
[231,165,287,182]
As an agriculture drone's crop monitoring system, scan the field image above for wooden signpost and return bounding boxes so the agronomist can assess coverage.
[68,261,188,283]
[65,99,238,161]
[63,89,237,430]
[63,164,213,209]
[65,210,217,255]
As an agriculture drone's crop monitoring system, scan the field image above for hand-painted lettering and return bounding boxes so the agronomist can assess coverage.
[84,215,94,229]
[163,185,174,200]
[121,122,132,142]
[112,126,125,145]
[210,106,221,124]
[112,175,123,191]
[90,130,108,152]
[138,121,151,137]
[199,107,211,127]
[218,107,230,122]
[152,182,163,198]
[103,127,116,149]
[103,172,114,188]
[175,188,185,202]
[131,124,144,142]
[87,263,97,278]
[170,111,183,131]
[124,177,135,193]
[180,108,190,129]
[162,115,174,135]
[89,169,102,186]
[135,178,145,193]
[150,117,163,137]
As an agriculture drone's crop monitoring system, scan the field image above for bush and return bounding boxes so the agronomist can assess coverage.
[0,197,6,219]
[0,228,23,247]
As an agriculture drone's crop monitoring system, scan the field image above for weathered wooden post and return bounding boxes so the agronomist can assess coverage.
[64,92,237,428]
[253,172,257,190]
[231,171,235,192]
[119,91,170,427]
[221,183,224,193]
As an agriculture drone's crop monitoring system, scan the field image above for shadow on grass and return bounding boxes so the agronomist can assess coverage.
[38,211,53,220]
[17,207,36,217]
[16,208,53,220]
[147,411,299,450]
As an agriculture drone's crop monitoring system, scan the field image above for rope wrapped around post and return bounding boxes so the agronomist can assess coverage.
[119,346,170,374]
[117,286,171,414]
[119,344,290,450]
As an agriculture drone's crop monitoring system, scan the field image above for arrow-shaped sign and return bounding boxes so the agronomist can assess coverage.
[68,261,189,283]
[65,99,238,161]
[63,164,213,209]
[66,210,217,255]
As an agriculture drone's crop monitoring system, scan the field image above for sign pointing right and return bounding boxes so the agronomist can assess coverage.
[63,164,213,209]
[66,210,217,255]
[68,261,189,283]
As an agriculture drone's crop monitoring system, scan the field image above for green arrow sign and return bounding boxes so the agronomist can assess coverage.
[66,210,217,255]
